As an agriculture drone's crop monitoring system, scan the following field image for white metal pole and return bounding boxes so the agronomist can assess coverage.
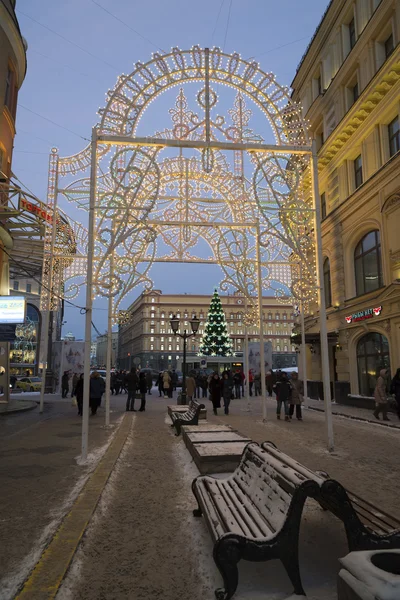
[40,150,59,413]
[82,128,97,461]
[243,292,250,412]
[300,295,308,409]
[104,242,114,426]
[256,225,267,421]
[311,139,334,452]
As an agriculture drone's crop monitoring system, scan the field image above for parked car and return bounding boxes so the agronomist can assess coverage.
[16,377,42,392]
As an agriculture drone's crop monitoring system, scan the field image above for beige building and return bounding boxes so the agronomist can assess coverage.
[118,290,296,371]
[291,0,400,398]
[96,331,118,368]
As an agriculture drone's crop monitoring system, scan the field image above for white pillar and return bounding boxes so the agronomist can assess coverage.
[300,295,308,408]
[243,292,250,411]
[40,150,59,413]
[256,225,267,421]
[311,139,334,452]
[104,268,114,427]
[81,128,97,461]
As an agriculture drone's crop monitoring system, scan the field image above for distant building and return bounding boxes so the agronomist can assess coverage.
[118,290,296,371]
[291,0,400,398]
[96,331,118,368]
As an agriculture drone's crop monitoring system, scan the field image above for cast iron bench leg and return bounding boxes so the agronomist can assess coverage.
[213,536,242,600]
[281,546,306,596]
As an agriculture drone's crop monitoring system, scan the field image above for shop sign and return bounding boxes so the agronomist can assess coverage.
[19,197,52,224]
[345,306,382,324]
[0,297,26,324]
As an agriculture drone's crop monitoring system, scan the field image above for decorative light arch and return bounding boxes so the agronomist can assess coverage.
[40,46,334,458]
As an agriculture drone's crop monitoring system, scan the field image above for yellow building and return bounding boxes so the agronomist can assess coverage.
[118,290,296,372]
[291,0,400,398]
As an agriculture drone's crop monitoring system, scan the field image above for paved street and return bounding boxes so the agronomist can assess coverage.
[2,389,398,599]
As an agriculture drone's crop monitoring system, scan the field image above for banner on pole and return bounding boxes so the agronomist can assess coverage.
[248,341,273,374]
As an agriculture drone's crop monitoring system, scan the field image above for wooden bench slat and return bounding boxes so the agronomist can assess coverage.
[194,480,225,541]
[262,443,326,487]
[206,478,257,538]
[220,479,274,539]
[347,490,400,530]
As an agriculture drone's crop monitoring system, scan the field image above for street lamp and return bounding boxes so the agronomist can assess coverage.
[170,313,200,405]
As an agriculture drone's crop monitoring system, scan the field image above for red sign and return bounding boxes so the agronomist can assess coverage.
[345,306,382,324]
[20,198,53,224]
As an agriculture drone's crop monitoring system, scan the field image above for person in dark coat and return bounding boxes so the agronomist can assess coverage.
[157,372,163,397]
[390,368,400,420]
[233,369,241,399]
[274,373,291,421]
[89,371,105,415]
[201,374,208,398]
[125,368,139,411]
[138,372,147,412]
[61,371,69,398]
[266,370,275,397]
[209,372,222,415]
[110,372,117,395]
[145,371,153,395]
[171,370,178,391]
[221,371,234,415]
[75,374,84,416]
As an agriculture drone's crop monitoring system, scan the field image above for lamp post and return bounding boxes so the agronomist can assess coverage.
[170,314,200,405]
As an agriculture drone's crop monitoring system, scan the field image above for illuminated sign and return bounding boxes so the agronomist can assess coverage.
[345,306,382,324]
[0,297,26,324]
[19,198,52,223]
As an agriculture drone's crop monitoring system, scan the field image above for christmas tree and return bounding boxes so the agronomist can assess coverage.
[199,289,233,356]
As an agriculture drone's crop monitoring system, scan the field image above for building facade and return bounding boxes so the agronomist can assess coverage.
[291,0,400,397]
[96,331,118,368]
[118,290,296,371]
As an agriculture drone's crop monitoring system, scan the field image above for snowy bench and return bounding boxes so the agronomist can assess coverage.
[261,442,400,553]
[170,400,205,436]
[191,442,320,599]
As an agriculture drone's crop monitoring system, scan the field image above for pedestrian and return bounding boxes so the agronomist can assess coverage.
[163,371,171,399]
[71,372,78,398]
[289,372,304,421]
[75,374,84,416]
[233,369,241,399]
[265,370,275,397]
[10,374,17,390]
[171,369,178,391]
[61,371,69,398]
[373,368,390,421]
[240,370,245,396]
[194,373,202,399]
[138,371,147,412]
[122,371,128,394]
[390,368,400,420]
[274,372,291,421]
[248,369,254,397]
[201,374,208,398]
[157,371,164,397]
[110,371,117,395]
[221,371,234,415]
[145,371,153,395]
[209,372,222,415]
[185,372,196,401]
[89,371,105,415]
[125,367,138,411]
[254,372,261,396]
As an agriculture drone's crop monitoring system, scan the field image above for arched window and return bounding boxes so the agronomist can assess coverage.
[354,230,383,295]
[323,258,332,308]
[357,333,390,396]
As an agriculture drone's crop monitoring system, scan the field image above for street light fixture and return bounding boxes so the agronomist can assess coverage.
[170,313,200,405]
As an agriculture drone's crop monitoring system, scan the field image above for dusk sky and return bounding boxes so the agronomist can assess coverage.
[13,0,330,337]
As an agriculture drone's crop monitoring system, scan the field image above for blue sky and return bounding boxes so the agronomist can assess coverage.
[13,0,329,337]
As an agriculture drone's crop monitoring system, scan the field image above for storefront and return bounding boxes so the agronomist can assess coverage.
[9,303,41,376]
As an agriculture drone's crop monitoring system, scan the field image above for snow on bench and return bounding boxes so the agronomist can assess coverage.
[169,400,205,436]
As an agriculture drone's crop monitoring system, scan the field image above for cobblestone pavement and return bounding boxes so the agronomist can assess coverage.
[0,393,128,600]
[54,392,400,600]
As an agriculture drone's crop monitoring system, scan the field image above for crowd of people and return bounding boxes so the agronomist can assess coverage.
[60,364,400,423]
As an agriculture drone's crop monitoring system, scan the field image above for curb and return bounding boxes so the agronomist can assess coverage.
[16,413,133,599]
[0,402,38,416]
[308,406,400,429]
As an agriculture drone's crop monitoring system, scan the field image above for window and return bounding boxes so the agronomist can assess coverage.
[388,117,399,158]
[349,18,356,49]
[385,33,394,58]
[26,283,32,293]
[161,344,164,351]
[283,314,287,320]
[150,336,154,342]
[352,81,359,103]
[323,258,332,308]
[161,312,165,318]
[168,344,172,351]
[151,298,155,303]
[150,344,154,350]
[268,312,272,320]
[357,333,390,396]
[4,65,16,116]
[354,230,383,295]
[13,281,19,291]
[354,155,363,188]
